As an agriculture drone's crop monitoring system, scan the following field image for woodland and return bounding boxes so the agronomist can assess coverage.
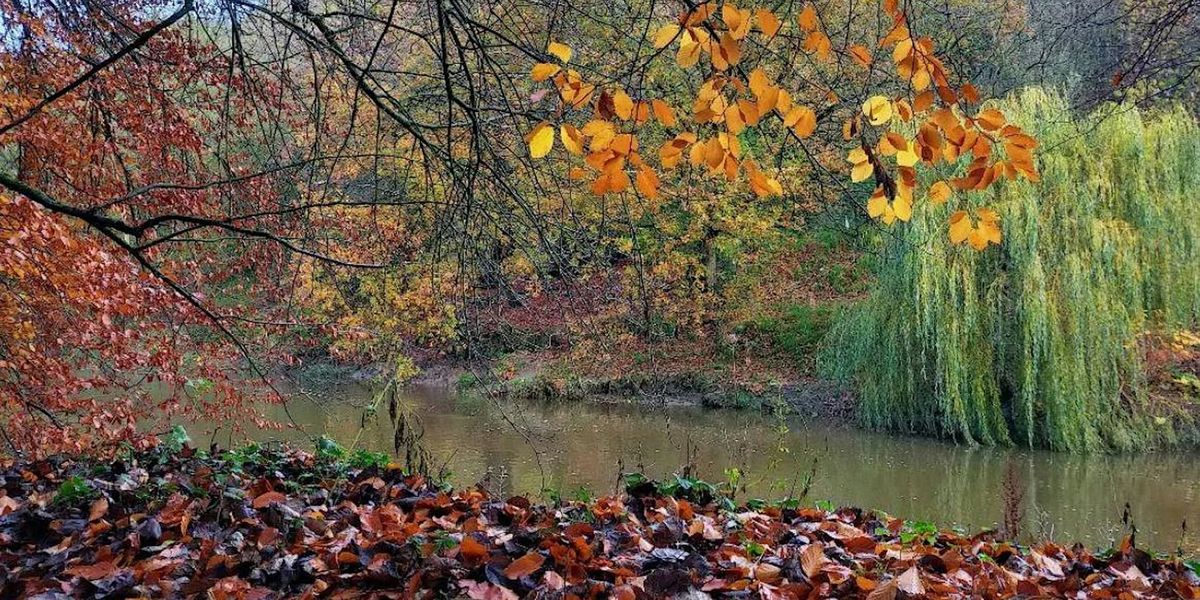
[1,0,1200,597]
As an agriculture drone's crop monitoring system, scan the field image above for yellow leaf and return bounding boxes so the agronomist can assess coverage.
[677,38,703,67]
[653,24,682,49]
[948,211,971,244]
[756,9,781,38]
[531,63,561,81]
[527,122,554,158]
[978,217,1002,245]
[862,95,893,126]
[851,161,873,182]
[867,188,889,218]
[723,4,752,39]
[713,32,742,70]
[775,89,793,115]
[725,104,745,135]
[612,89,635,120]
[892,194,912,222]
[928,181,952,205]
[746,160,783,197]
[968,228,988,250]
[651,99,676,127]
[895,140,919,167]
[748,68,772,98]
[547,41,572,63]
[560,124,584,155]
[582,119,615,151]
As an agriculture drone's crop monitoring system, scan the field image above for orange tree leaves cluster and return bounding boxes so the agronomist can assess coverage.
[525,0,1040,251]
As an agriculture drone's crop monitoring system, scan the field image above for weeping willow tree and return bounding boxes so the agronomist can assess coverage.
[822,89,1200,452]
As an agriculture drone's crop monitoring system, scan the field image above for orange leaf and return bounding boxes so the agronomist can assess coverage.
[756,9,781,38]
[651,99,677,127]
[460,535,489,566]
[797,5,818,31]
[635,166,660,199]
[502,552,545,579]
[848,44,872,66]
[800,543,826,578]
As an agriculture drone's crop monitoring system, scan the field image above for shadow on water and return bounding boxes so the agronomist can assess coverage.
[185,381,1200,553]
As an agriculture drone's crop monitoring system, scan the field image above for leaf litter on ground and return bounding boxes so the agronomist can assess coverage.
[0,445,1197,598]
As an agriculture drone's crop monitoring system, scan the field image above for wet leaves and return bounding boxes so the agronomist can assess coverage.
[0,446,1197,598]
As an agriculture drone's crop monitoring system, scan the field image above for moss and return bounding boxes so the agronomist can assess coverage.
[822,89,1200,452]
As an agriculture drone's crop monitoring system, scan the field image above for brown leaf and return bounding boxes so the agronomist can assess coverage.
[65,560,118,581]
[88,497,109,522]
[502,551,545,579]
[867,580,898,600]
[896,566,924,596]
[800,542,826,579]
[252,491,286,509]
[0,495,19,515]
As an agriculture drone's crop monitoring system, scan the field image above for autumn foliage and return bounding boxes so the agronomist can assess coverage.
[0,0,298,454]
[526,0,1038,250]
[1,444,1197,598]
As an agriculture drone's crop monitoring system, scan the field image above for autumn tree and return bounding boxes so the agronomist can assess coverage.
[0,0,1193,454]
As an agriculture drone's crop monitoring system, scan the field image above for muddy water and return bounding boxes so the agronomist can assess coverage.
[189,383,1200,553]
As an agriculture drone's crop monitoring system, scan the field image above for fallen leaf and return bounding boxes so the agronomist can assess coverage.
[502,551,545,579]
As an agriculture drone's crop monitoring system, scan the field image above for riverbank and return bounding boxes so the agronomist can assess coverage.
[1,443,1196,599]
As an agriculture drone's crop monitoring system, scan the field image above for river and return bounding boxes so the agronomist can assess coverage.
[185,381,1200,554]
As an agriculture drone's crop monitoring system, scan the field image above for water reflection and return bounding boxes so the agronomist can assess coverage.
[186,383,1200,553]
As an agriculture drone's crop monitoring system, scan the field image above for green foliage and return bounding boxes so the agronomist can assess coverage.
[823,89,1200,451]
[160,425,191,453]
[315,436,390,470]
[900,520,940,545]
[1186,559,1200,578]
[759,303,836,361]
[54,476,95,505]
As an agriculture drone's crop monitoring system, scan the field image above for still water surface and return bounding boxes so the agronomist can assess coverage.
[188,382,1200,553]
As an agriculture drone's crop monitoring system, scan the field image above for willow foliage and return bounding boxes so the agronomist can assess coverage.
[822,89,1200,451]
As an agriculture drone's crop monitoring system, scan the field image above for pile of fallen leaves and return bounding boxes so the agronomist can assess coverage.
[1,445,1197,599]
